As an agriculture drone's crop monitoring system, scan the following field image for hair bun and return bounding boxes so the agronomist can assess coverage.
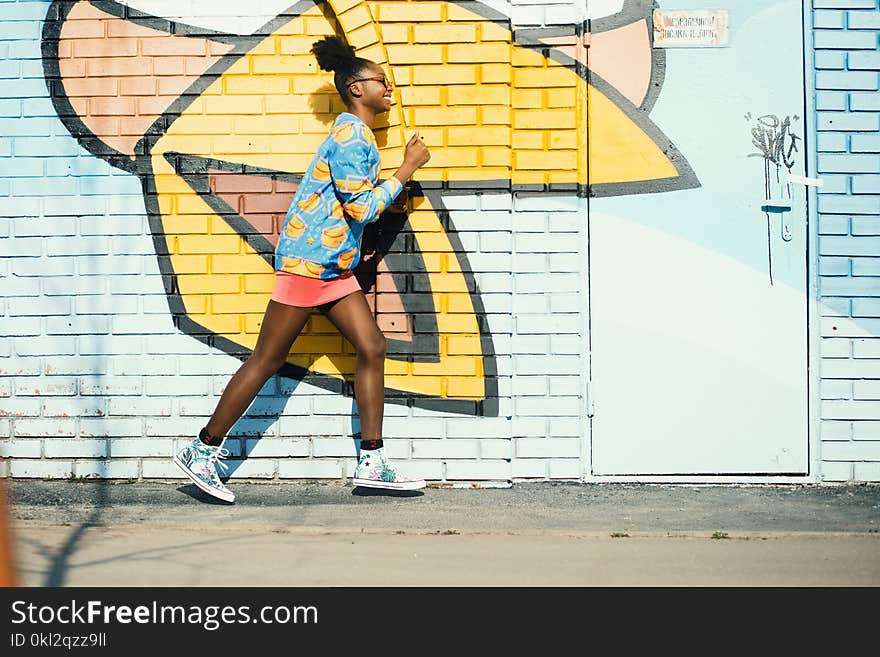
[311,35,357,72]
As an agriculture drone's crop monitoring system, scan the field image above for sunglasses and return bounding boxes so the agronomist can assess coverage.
[349,76,392,90]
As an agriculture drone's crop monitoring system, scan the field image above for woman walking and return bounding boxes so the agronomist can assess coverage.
[173,36,431,503]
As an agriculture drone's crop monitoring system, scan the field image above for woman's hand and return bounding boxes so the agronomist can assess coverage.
[404,131,431,169]
[394,132,431,183]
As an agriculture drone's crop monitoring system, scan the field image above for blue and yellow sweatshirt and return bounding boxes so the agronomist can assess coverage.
[274,112,404,280]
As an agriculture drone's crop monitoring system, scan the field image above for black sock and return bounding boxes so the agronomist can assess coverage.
[199,427,224,447]
[359,437,383,451]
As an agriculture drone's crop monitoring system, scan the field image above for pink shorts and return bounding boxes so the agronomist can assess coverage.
[270,270,361,308]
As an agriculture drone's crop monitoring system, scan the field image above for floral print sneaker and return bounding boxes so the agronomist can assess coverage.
[173,437,235,503]
[353,447,426,490]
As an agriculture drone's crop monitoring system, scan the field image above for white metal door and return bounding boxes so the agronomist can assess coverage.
[587,0,810,475]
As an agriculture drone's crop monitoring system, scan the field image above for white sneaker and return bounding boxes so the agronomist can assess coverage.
[173,437,235,503]
[352,447,425,490]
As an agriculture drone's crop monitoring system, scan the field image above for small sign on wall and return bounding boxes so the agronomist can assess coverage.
[652,9,730,47]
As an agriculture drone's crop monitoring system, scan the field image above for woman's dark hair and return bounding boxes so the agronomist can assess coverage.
[311,35,372,104]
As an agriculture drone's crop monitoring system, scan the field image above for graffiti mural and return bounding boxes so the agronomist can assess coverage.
[41,0,698,416]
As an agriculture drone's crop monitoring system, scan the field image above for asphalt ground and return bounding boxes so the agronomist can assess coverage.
[5,480,880,586]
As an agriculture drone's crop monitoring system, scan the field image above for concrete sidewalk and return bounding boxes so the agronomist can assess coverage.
[6,480,880,586]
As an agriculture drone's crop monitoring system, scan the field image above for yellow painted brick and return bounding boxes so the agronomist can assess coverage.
[446,42,510,63]
[480,20,512,42]
[355,45,387,65]
[436,313,479,333]
[512,131,544,149]
[448,85,509,106]
[413,106,477,126]
[211,255,272,274]
[445,377,485,399]
[173,196,212,218]
[446,335,482,354]
[447,126,509,146]
[400,86,442,105]
[383,359,409,376]
[420,253,444,272]
[299,114,336,133]
[303,17,338,36]
[547,87,577,107]
[385,44,444,65]
[212,135,276,155]
[413,23,477,42]
[437,357,478,375]
[445,293,474,313]
[376,2,443,22]
[169,255,208,274]
[511,47,546,67]
[244,274,275,293]
[480,105,511,125]
[244,314,263,334]
[293,335,345,353]
[167,116,232,135]
[418,274,468,292]
[479,63,510,84]
[328,0,361,13]
[335,4,374,32]
[512,170,547,185]
[253,54,317,74]
[178,235,241,255]
[192,314,240,334]
[514,67,576,88]
[411,65,477,85]
[204,95,263,115]
[482,147,511,167]
[346,23,381,50]
[381,23,410,43]
[515,150,577,170]
[309,315,337,333]
[513,89,543,109]
[273,35,314,53]
[223,75,290,95]
[178,274,240,294]
[386,374,442,397]
[233,115,303,134]
[512,109,574,130]
[445,166,507,181]
[428,147,480,168]
[212,293,270,314]
[181,295,206,314]
[548,131,577,149]
[391,67,412,85]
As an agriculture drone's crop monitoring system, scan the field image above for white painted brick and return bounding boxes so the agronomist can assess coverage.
[821,339,852,358]
[515,437,580,458]
[479,232,513,252]
[9,297,72,317]
[445,459,511,480]
[278,459,344,479]
[42,398,105,417]
[145,376,211,397]
[853,462,880,481]
[0,419,9,438]
[821,380,852,399]
[0,380,8,398]
[412,439,479,459]
[549,416,583,437]
[474,272,513,293]
[479,194,512,211]
[511,375,549,396]
[113,315,175,335]
[822,358,880,378]
[109,438,173,458]
[13,377,77,396]
[449,210,511,231]
[144,418,188,437]
[226,459,276,479]
[44,439,108,458]
[79,418,142,437]
[821,420,852,440]
[0,439,41,458]
[549,459,581,479]
[177,397,219,416]
[10,459,72,479]
[15,336,77,357]
[549,377,581,397]
[515,355,581,375]
[244,438,310,458]
[516,314,580,334]
[442,196,480,211]
[313,437,357,457]
[228,418,280,438]
[515,396,581,416]
[516,273,579,293]
[175,355,236,376]
[79,376,142,396]
[142,335,209,355]
[75,296,139,315]
[480,439,512,459]
[381,417,444,439]
[0,358,43,376]
[512,458,547,478]
[14,418,76,437]
[278,415,345,436]
[445,417,511,438]
[74,459,139,479]
[512,417,547,437]
[45,358,106,376]
[142,460,187,478]
[0,398,41,417]
[478,292,512,314]
[79,335,143,355]
[853,421,880,442]
[854,299,880,317]
[511,253,549,273]
[822,400,880,420]
[854,381,880,399]
[856,338,880,358]
[823,440,880,461]
[820,460,854,482]
[512,293,548,315]
[0,317,40,336]
[822,317,880,339]
[511,335,549,354]
[108,398,171,416]
[0,461,8,477]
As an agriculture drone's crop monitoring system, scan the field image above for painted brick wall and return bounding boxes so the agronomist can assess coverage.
[813,0,880,482]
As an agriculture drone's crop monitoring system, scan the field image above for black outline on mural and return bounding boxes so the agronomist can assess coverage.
[40,0,698,417]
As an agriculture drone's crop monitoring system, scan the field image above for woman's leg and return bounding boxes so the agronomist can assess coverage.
[204,300,312,438]
[321,291,386,440]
